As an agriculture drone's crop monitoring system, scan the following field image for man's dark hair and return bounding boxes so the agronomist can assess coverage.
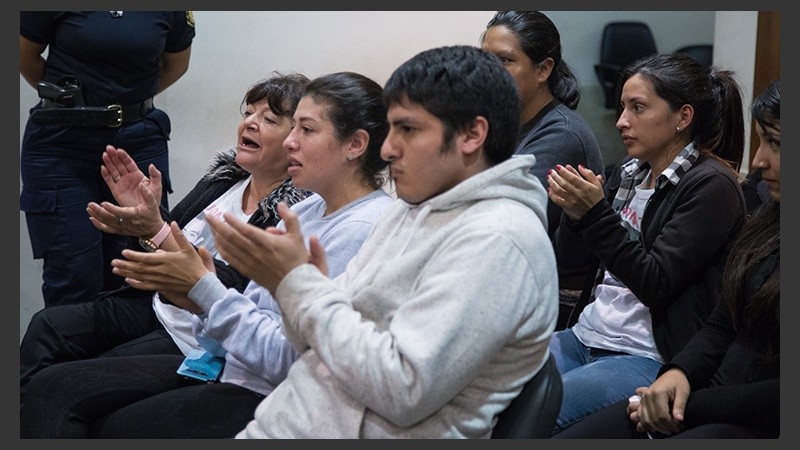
[383,45,520,166]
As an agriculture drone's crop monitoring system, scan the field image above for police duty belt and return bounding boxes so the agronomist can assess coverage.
[31,98,154,128]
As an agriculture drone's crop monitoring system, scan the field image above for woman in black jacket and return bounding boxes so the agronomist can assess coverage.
[544,53,747,434]
[552,78,780,439]
[20,73,310,405]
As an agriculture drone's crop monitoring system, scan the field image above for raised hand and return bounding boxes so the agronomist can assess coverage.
[89,145,165,238]
[87,187,164,238]
[101,145,162,208]
[208,202,321,294]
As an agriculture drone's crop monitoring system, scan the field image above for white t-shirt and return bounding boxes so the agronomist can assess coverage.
[573,179,663,363]
[152,177,254,355]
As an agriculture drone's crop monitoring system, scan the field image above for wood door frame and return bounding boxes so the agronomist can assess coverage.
[748,11,780,171]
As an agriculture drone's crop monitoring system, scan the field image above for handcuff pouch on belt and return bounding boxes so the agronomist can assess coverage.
[30,75,153,128]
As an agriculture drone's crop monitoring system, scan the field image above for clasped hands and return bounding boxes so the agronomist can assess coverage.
[626,368,691,437]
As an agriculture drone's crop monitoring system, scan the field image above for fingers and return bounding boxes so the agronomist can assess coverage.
[110,247,177,291]
[197,245,216,273]
[116,248,156,265]
[148,163,162,182]
[547,166,574,207]
[640,391,680,436]
[671,393,687,423]
[111,249,161,282]
[102,145,125,181]
[113,146,138,174]
[548,163,605,215]
[546,185,565,206]
[100,163,115,186]
[137,179,159,207]
[93,201,125,218]
[627,394,641,415]
[215,211,276,244]
[206,214,242,264]
[86,201,131,232]
[87,201,111,218]
[277,202,301,236]
[577,164,603,189]
[102,145,139,182]
[550,164,582,188]
[308,235,329,276]
[576,164,595,177]
[547,166,573,196]
[167,221,192,250]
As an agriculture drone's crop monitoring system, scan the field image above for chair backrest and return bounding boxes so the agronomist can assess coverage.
[675,44,713,68]
[600,21,657,68]
[491,353,563,439]
[594,21,657,109]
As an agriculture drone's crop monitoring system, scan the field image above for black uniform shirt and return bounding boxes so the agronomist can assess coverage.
[20,11,196,106]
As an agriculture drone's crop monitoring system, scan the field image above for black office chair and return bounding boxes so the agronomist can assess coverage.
[491,353,563,439]
[594,21,657,109]
[675,44,713,68]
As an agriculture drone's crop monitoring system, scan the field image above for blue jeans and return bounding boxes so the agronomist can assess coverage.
[549,328,662,434]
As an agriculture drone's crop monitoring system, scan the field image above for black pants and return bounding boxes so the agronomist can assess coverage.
[20,355,265,438]
[21,109,172,307]
[20,288,181,407]
[550,398,776,439]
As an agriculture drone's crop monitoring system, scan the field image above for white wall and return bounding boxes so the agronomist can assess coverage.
[20,11,753,340]
[713,11,759,170]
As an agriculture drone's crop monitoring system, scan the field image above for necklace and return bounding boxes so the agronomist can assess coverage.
[245,180,263,215]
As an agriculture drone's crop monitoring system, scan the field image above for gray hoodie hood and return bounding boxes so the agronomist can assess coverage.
[412,154,546,225]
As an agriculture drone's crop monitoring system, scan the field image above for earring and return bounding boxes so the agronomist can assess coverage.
[347,155,355,161]
[676,126,681,132]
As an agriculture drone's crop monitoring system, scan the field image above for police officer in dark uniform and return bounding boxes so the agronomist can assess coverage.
[20,11,196,307]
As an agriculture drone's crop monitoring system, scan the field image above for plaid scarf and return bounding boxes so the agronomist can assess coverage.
[612,143,700,215]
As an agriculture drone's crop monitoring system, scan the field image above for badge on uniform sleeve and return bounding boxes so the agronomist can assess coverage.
[186,11,195,27]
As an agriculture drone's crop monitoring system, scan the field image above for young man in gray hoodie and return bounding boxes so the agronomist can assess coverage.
[210,45,559,438]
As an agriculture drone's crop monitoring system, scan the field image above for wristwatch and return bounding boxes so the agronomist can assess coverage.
[139,222,171,252]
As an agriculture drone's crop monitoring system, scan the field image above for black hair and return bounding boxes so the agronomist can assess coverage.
[618,53,745,171]
[241,72,310,118]
[303,72,390,189]
[751,78,780,134]
[383,45,520,166]
[482,11,581,109]
[721,79,780,360]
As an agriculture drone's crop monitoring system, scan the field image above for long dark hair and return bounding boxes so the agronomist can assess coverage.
[722,201,779,358]
[721,79,780,360]
[483,10,581,109]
